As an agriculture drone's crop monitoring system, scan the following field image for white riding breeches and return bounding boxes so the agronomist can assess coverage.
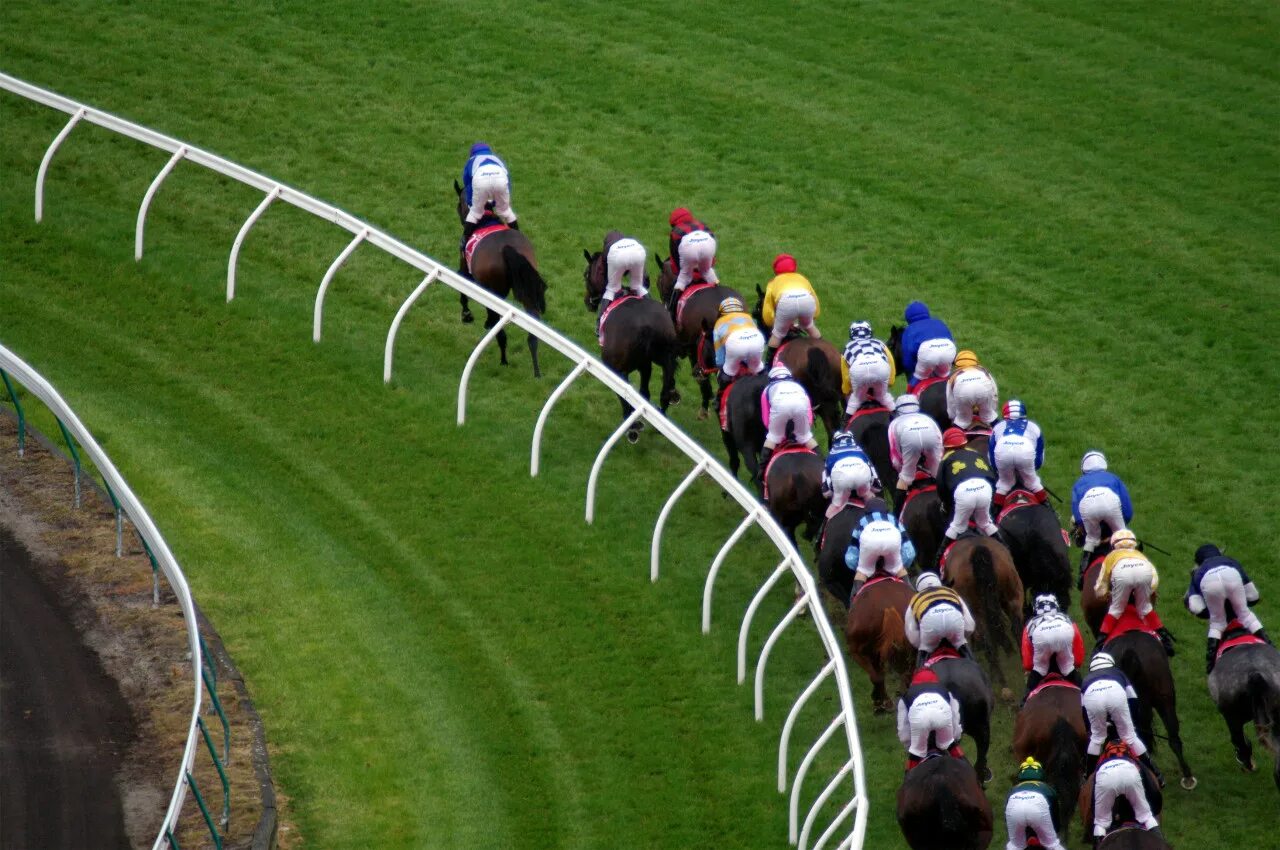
[1028,617,1076,675]
[994,435,1042,495]
[1106,556,1155,619]
[674,231,718,289]
[605,238,647,298]
[1198,566,1263,639]
[917,604,968,652]
[769,291,820,345]
[722,329,766,377]
[947,479,998,538]
[1092,758,1158,837]
[847,355,892,411]
[893,416,943,488]
[949,371,998,429]
[466,166,516,224]
[829,457,874,518]
[1079,487,1126,552]
[855,520,904,578]
[913,338,956,381]
[898,693,960,757]
[1005,789,1065,850]
[765,385,813,448]
[1082,679,1146,756]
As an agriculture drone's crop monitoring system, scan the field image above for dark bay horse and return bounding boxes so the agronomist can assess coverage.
[762,448,825,547]
[1014,681,1087,833]
[997,491,1072,612]
[900,479,945,574]
[1096,827,1172,850]
[896,755,993,850]
[1080,542,1115,639]
[719,372,769,490]
[846,403,898,514]
[655,254,742,419]
[582,236,679,438]
[815,498,890,608]
[944,536,1024,685]
[929,652,995,784]
[752,287,845,443]
[1078,763,1164,846]
[845,576,914,712]
[1104,629,1197,788]
[1208,640,1280,792]
[453,181,547,376]
[888,324,950,430]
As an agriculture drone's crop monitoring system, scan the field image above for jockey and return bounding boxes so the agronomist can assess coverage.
[1005,757,1065,850]
[904,571,975,667]
[759,364,817,469]
[888,394,944,502]
[1081,653,1159,779]
[896,666,964,770]
[900,301,956,389]
[823,430,878,519]
[1095,530,1174,654]
[1071,451,1133,580]
[712,297,765,387]
[844,510,914,601]
[761,254,821,362]
[461,142,517,239]
[667,208,718,305]
[1187,543,1271,673]
[599,234,647,315]
[1021,594,1084,698]
[937,427,1000,558]
[989,399,1046,506]
[1091,740,1162,843]
[843,320,895,413]
[945,349,999,430]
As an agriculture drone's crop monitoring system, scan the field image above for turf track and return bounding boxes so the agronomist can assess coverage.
[1,3,1277,848]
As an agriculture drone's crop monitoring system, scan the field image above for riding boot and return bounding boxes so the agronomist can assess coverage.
[849,578,866,604]
[765,344,778,367]
[716,369,732,392]
[760,446,775,472]
[1066,668,1083,687]
[916,649,930,670]
[1156,627,1176,657]
[1206,637,1221,674]
[893,485,908,518]
[957,643,975,661]
[508,219,520,231]
[1083,751,1100,775]
[1139,751,1165,787]
[947,743,965,760]
[1256,628,1273,645]
[1077,550,1093,591]
[935,539,953,573]
[1024,669,1045,701]
[462,220,479,241]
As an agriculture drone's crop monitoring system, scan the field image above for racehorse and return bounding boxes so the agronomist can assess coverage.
[997,489,1072,612]
[1078,522,1119,637]
[815,498,891,608]
[1207,639,1280,793]
[453,181,547,376]
[582,237,679,438]
[1096,827,1172,850]
[846,402,898,514]
[752,287,845,443]
[655,254,742,419]
[887,325,950,430]
[718,372,769,491]
[1078,763,1164,847]
[762,448,825,547]
[899,478,945,575]
[896,754,993,850]
[929,650,995,784]
[943,536,1024,684]
[1014,678,1087,833]
[1104,628,1197,788]
[844,575,914,712]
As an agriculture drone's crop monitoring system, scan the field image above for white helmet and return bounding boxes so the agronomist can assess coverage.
[1089,652,1116,672]
[768,364,792,381]
[915,572,942,592]
[894,394,920,415]
[1081,451,1108,473]
[1032,594,1060,616]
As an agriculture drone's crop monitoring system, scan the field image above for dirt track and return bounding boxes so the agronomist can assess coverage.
[1,526,133,849]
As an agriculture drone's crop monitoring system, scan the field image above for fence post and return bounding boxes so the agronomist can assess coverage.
[34,106,85,222]
[584,408,644,524]
[383,270,440,383]
[312,228,368,342]
[226,187,280,302]
[53,417,82,508]
[135,146,187,260]
[0,370,25,456]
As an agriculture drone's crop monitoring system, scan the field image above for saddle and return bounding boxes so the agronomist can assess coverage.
[597,294,641,346]
[675,281,715,329]
[922,646,961,667]
[851,572,905,602]
[1026,672,1080,701]
[996,488,1039,523]
[1217,620,1267,662]
[909,374,947,395]
[761,444,816,500]
[1100,605,1159,646]
[899,476,938,515]
[463,220,509,274]
[846,399,890,428]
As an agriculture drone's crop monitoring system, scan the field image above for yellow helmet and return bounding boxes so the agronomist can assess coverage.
[1111,529,1138,550]
[954,349,979,369]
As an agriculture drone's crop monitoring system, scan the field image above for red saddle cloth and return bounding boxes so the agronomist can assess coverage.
[846,401,890,429]
[1101,605,1158,646]
[1026,673,1080,701]
[900,477,938,515]
[597,294,641,346]
[761,444,816,500]
[464,223,509,274]
[1217,619,1267,661]
[922,646,961,668]
[675,281,715,329]
[910,374,947,394]
[852,572,907,602]
[996,488,1039,523]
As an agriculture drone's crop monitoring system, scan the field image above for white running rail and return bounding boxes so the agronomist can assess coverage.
[0,342,205,849]
[1,71,869,850]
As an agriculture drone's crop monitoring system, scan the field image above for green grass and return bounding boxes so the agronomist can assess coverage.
[1,2,1278,848]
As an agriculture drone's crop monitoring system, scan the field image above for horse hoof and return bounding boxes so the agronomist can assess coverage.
[1180,776,1197,790]
[461,310,474,324]
[999,687,1015,702]
[1238,757,1256,772]
[626,429,640,445]
[670,392,682,406]
[981,767,993,786]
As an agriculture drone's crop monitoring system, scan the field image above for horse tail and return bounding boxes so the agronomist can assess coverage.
[805,346,839,407]
[501,245,547,315]
[1247,670,1280,744]
[970,543,1011,652]
[1029,514,1071,609]
[1045,717,1082,826]
[877,605,907,668]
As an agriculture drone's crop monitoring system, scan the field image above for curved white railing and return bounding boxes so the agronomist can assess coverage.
[0,342,205,848]
[1,71,869,850]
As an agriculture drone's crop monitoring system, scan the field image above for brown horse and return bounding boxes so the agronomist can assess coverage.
[896,755,993,850]
[944,536,1024,685]
[1095,827,1172,850]
[887,325,950,430]
[750,287,845,443]
[845,576,914,712]
[453,181,547,376]
[655,254,742,419]
[1104,629,1197,788]
[900,479,945,574]
[1014,681,1088,833]
[762,448,825,547]
[1078,762,1164,846]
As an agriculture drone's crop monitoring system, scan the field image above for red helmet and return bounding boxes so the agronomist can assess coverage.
[942,427,968,449]
[773,253,797,274]
[669,207,693,226]
[911,667,940,685]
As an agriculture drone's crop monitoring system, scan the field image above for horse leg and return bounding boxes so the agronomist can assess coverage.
[619,389,641,445]
[527,330,541,379]
[460,292,474,324]
[1224,710,1255,771]
[484,308,509,366]
[697,371,712,420]
[1157,696,1197,788]
[723,429,740,480]
[972,711,992,785]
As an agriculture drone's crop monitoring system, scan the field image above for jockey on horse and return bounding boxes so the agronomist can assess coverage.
[843,320,895,414]
[1072,450,1134,583]
[897,666,966,770]
[666,207,718,312]
[844,509,914,602]
[990,398,1047,507]
[900,301,956,390]
[460,142,518,240]
[936,427,1001,567]
[1081,653,1160,779]
[1095,530,1174,654]
[759,364,817,469]
[1090,739,1163,846]
[946,349,999,431]
[823,429,878,519]
[1187,543,1272,672]
[1021,594,1084,699]
[712,296,765,389]
[905,571,976,667]
[596,232,648,323]
[888,393,944,506]
[1005,757,1066,850]
[760,254,821,364]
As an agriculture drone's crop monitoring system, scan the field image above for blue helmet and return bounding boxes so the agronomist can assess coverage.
[469,141,491,155]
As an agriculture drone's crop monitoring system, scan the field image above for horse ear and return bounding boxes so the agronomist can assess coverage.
[583,249,593,262]
[453,179,462,195]
[701,318,712,333]
[756,284,764,297]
